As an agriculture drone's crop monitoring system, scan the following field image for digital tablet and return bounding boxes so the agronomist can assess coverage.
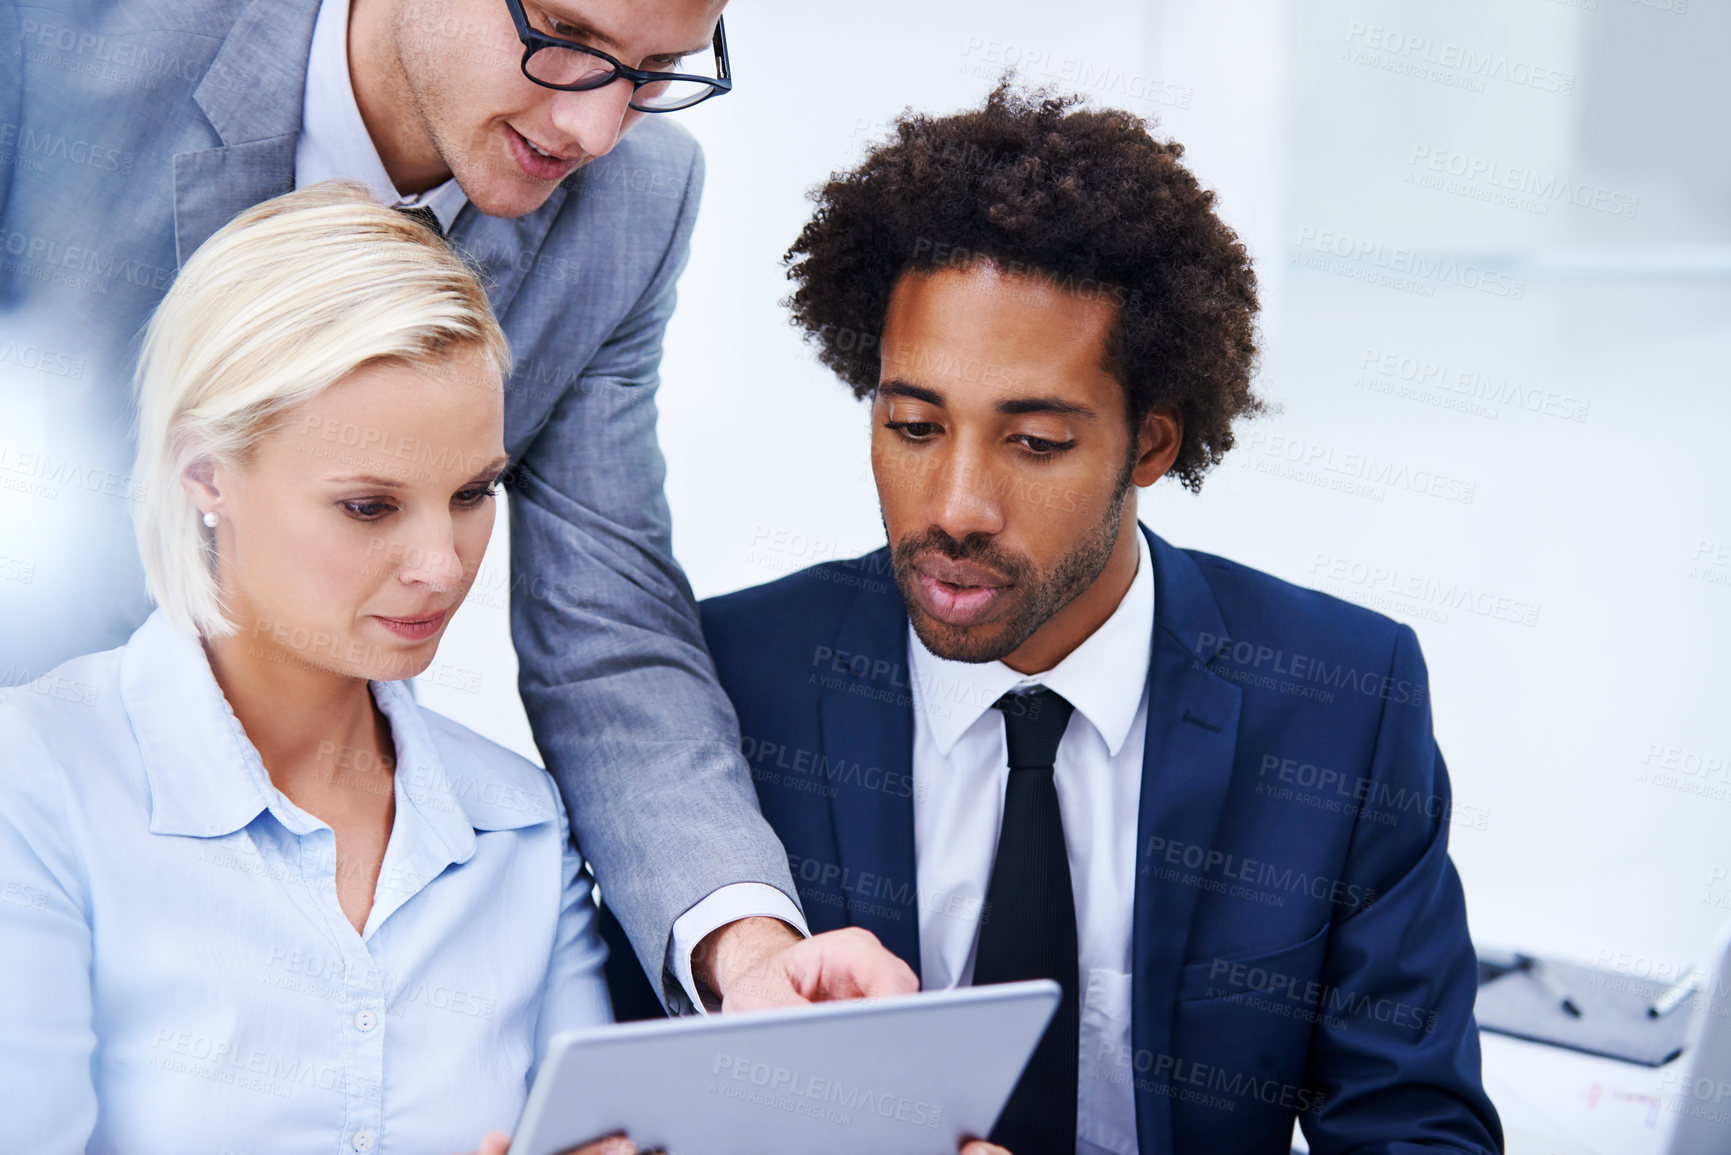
[512,980,1061,1155]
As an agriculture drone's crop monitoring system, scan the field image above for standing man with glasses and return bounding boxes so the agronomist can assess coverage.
[0,0,913,1018]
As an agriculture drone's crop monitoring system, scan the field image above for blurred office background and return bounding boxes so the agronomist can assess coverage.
[416,1,1729,1148]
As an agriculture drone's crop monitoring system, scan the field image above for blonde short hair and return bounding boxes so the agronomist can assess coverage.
[132,180,511,638]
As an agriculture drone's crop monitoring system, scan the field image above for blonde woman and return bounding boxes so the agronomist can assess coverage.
[0,183,621,1155]
[0,182,1013,1155]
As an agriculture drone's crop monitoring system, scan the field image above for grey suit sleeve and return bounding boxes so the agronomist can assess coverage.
[505,143,799,1008]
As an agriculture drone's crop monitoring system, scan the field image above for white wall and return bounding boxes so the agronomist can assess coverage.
[423,0,1731,982]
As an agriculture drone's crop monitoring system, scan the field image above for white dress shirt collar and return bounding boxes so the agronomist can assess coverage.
[296,0,468,232]
[117,609,547,851]
[909,527,1155,759]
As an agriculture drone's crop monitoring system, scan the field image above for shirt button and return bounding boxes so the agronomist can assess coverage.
[351,1131,375,1152]
[354,1010,377,1032]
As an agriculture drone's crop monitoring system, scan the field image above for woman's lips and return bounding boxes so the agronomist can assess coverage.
[373,610,447,642]
[912,566,1011,628]
[505,125,582,183]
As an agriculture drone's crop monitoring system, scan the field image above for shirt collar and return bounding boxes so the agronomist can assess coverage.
[121,610,276,838]
[295,0,467,233]
[118,610,534,855]
[909,527,1155,759]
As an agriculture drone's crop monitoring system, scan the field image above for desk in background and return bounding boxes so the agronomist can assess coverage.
[1291,1030,1681,1155]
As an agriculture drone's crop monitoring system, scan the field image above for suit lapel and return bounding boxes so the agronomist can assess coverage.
[173,0,318,264]
[447,182,573,327]
[0,1,20,216]
[1131,527,1243,1154]
[816,560,922,976]
[173,141,298,266]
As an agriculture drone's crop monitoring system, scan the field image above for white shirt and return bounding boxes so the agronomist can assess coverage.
[294,0,807,1009]
[0,609,611,1154]
[910,529,1153,1155]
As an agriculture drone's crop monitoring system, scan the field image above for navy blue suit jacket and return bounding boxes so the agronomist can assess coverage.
[693,525,1501,1154]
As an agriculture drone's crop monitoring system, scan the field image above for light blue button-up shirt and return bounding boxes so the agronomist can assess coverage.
[0,609,612,1154]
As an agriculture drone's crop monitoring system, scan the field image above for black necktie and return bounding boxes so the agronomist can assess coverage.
[394,202,445,240]
[974,686,1079,1155]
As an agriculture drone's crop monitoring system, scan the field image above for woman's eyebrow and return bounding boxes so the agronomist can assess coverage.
[324,473,410,487]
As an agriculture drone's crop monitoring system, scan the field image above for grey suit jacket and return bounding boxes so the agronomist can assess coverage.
[0,0,796,1002]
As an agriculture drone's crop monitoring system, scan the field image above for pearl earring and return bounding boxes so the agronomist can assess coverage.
[202,512,218,528]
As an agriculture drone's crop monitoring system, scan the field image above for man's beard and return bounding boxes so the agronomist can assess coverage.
[888,463,1134,665]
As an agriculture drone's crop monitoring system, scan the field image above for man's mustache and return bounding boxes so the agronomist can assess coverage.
[891,529,1030,583]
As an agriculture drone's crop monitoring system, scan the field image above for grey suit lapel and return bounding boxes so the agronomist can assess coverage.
[448,182,574,327]
[173,0,319,264]
[0,1,21,218]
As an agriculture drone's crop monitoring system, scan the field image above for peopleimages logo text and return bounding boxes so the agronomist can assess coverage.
[712,1055,943,1128]
[1294,227,1526,300]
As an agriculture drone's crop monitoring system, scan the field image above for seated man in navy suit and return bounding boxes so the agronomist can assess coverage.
[616,82,1502,1154]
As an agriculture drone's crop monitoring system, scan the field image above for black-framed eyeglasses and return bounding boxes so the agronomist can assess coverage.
[504,0,731,113]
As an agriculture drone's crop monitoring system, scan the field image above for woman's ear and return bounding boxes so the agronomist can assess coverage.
[1131,405,1183,488]
[180,456,223,520]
